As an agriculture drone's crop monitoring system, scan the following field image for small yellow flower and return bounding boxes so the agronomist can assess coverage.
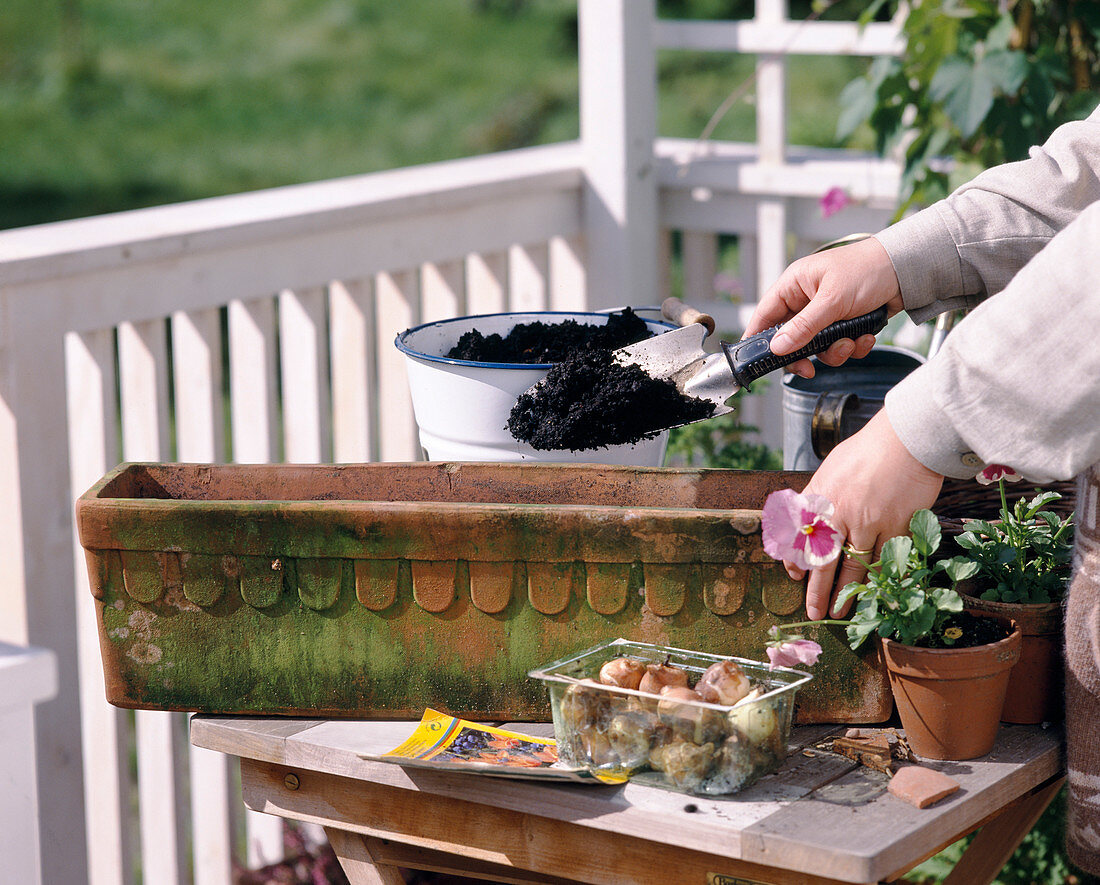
[944,627,963,640]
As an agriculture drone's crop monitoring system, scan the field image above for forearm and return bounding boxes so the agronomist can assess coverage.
[877,108,1100,324]
[884,200,1100,482]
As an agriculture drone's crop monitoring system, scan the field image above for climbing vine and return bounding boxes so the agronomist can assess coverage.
[839,0,1100,212]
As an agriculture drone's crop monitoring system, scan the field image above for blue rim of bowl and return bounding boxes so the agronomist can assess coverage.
[394,310,677,369]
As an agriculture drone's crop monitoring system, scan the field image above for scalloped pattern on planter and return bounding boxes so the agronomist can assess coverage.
[90,551,802,619]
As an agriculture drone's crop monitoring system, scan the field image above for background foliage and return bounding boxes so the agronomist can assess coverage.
[0,0,870,231]
[839,0,1100,213]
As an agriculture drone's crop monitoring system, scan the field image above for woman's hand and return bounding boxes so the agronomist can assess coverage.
[743,236,905,379]
[785,410,945,620]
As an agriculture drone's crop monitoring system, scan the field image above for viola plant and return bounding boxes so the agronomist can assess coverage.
[760,490,981,654]
[836,509,979,650]
[956,465,1074,604]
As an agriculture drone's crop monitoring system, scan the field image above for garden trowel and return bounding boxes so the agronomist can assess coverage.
[613,305,889,422]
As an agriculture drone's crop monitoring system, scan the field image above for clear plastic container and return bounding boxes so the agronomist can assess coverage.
[529,639,813,796]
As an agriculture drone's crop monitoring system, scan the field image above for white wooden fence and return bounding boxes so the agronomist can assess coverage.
[0,2,902,883]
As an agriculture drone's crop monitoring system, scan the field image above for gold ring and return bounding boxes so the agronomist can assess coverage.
[845,546,873,558]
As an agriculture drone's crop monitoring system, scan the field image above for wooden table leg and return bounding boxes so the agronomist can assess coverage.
[941,776,1065,885]
[325,827,407,885]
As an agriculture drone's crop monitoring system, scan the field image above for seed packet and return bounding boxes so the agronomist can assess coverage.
[359,709,627,785]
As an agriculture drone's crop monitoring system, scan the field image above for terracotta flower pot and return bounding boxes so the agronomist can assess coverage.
[961,594,1063,724]
[880,616,1022,761]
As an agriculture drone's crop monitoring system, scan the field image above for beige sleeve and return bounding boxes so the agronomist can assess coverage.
[877,108,1100,324]
[884,200,1100,482]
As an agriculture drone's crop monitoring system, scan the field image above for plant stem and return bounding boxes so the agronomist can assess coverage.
[777,619,851,630]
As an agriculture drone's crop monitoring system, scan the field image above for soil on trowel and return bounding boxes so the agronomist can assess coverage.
[507,347,715,451]
[446,307,652,363]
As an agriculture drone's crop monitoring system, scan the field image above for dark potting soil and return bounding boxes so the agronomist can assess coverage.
[507,347,715,450]
[446,307,652,363]
[917,610,1012,649]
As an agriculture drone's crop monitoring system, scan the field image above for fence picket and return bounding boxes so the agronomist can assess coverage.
[170,309,236,885]
[117,319,190,885]
[65,329,134,885]
[508,243,549,312]
[330,279,377,464]
[375,271,420,461]
[466,252,507,315]
[279,286,331,464]
[549,236,586,311]
[228,297,279,463]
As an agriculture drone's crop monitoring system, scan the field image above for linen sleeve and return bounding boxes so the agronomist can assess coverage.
[876,108,1100,324]
[883,199,1100,482]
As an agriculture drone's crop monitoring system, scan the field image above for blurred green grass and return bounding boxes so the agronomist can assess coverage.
[0,0,867,229]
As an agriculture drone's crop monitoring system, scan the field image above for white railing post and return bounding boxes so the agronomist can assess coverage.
[0,300,91,884]
[0,643,57,885]
[751,0,792,450]
[579,0,659,310]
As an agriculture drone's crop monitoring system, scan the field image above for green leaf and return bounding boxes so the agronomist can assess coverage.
[1025,492,1061,518]
[836,76,879,141]
[930,55,995,138]
[981,49,1028,95]
[944,557,979,583]
[880,536,913,578]
[909,509,941,556]
[983,14,1016,52]
[930,587,964,613]
[836,581,866,606]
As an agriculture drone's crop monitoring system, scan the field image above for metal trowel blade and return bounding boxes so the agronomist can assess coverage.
[614,324,738,419]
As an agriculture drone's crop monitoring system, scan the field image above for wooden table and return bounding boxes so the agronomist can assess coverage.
[191,717,1064,885]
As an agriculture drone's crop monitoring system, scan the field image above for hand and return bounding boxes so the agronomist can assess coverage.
[744,237,904,379]
[783,410,945,620]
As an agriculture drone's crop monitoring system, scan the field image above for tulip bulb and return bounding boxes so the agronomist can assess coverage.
[696,659,751,706]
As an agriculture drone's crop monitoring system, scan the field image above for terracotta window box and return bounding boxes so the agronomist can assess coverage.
[76,462,891,723]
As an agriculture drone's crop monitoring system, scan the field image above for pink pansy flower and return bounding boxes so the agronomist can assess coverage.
[976,464,1022,485]
[766,638,823,670]
[820,186,851,219]
[761,488,843,571]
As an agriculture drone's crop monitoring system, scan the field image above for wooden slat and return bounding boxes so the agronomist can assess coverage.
[118,319,171,461]
[65,329,134,885]
[242,761,864,885]
[171,311,235,885]
[941,777,1064,885]
[265,720,818,858]
[466,252,507,315]
[653,18,904,56]
[225,297,287,865]
[227,297,279,463]
[324,829,407,885]
[374,271,419,462]
[348,835,577,885]
[330,279,377,463]
[681,230,718,308]
[421,260,465,323]
[508,243,549,312]
[739,727,1064,883]
[190,717,327,765]
[118,318,190,885]
[549,235,586,311]
[279,286,331,464]
[171,307,225,463]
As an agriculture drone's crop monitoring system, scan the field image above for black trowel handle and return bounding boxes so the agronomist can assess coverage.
[721,306,889,390]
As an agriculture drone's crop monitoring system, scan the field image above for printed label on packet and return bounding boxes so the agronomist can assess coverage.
[361,709,627,785]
